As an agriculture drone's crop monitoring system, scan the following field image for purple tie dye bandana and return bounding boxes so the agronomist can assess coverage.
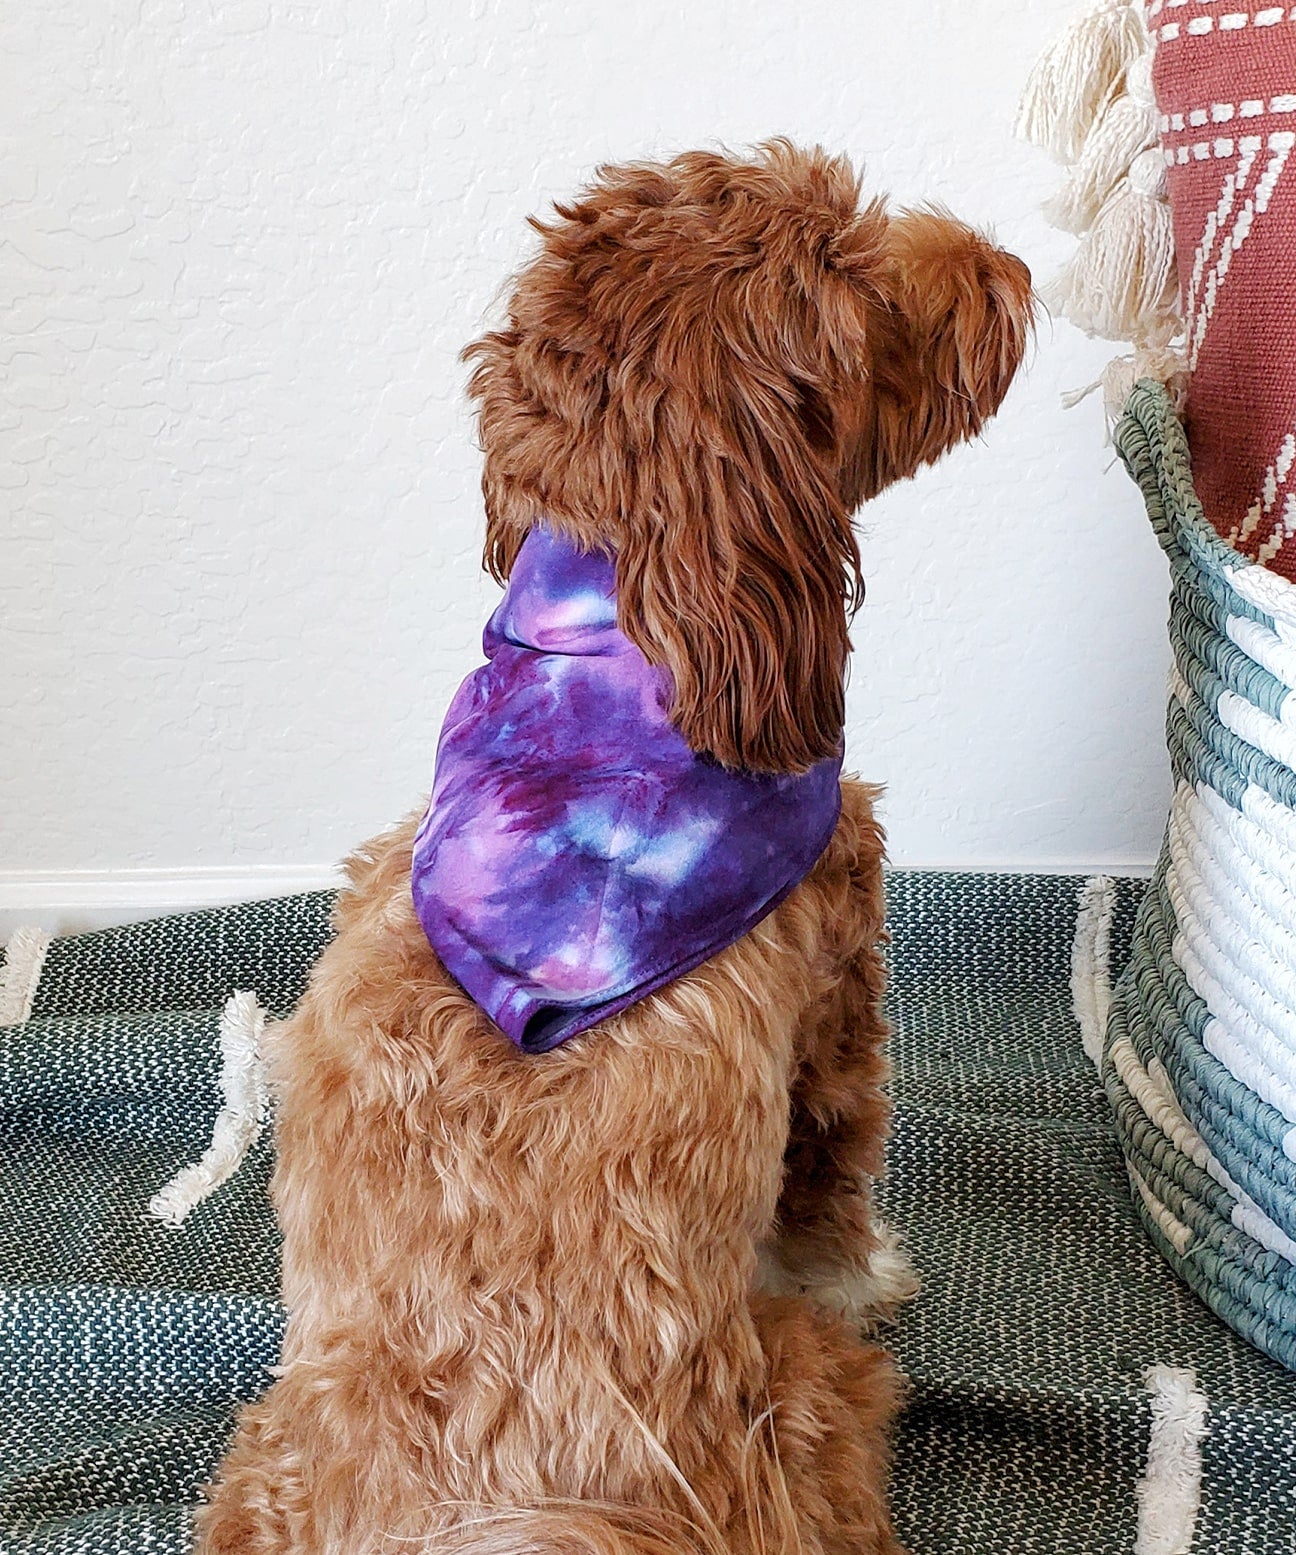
[411,527,843,1053]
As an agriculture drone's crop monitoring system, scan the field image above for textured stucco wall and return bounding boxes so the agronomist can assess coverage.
[1,0,1172,904]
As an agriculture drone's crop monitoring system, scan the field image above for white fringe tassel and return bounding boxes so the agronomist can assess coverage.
[1135,1366,1209,1555]
[1072,875,1116,1071]
[149,990,270,1228]
[1043,53,1160,235]
[1047,148,1180,343]
[1018,1,1187,407]
[1016,0,1148,163]
[0,927,53,1026]
[1060,342,1191,425]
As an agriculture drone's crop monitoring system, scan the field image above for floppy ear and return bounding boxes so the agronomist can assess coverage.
[611,349,865,776]
[863,208,1033,498]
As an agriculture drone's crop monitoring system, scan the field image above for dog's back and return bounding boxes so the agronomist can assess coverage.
[196,786,903,1555]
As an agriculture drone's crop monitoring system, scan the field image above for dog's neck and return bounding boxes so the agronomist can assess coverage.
[487,526,624,659]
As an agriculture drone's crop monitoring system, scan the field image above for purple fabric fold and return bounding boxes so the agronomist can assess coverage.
[411,526,843,1052]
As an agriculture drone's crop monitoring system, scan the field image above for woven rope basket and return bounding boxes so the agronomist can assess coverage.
[1107,381,1296,1373]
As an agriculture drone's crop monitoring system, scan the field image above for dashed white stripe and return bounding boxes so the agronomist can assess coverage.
[1181,139,1259,329]
[1187,134,1293,366]
[1270,431,1296,510]
[1135,1367,1208,1555]
[1169,127,1296,165]
[1163,5,1296,37]
[1255,490,1296,567]
[149,991,270,1227]
[1236,430,1296,550]
[1162,97,1296,130]
[0,927,52,1026]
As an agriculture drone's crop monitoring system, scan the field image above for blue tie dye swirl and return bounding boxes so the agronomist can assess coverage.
[411,527,843,1053]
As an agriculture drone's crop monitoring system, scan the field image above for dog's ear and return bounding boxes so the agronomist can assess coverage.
[610,167,889,775]
[858,209,1033,501]
[610,307,869,776]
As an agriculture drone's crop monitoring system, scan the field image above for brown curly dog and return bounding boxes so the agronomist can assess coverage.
[197,140,1031,1555]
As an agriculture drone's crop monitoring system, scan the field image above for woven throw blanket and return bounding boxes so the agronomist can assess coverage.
[1148,0,1296,572]
[1106,379,1296,1380]
[2,874,1294,1552]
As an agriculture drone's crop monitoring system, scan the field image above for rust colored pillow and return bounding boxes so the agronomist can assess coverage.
[1149,1,1296,573]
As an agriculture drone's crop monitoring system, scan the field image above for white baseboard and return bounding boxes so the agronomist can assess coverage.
[0,866,344,940]
[0,857,1157,946]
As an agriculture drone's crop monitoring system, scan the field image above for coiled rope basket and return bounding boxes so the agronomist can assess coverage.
[1104,380,1296,1373]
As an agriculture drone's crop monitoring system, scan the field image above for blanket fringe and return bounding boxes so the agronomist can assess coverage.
[1136,1365,1209,1555]
[0,926,52,1026]
[1071,875,1116,1071]
[149,990,269,1228]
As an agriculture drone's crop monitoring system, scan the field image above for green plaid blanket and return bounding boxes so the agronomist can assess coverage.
[1,873,1293,1553]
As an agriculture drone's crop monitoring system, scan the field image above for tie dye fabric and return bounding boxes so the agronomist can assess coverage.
[411,527,843,1053]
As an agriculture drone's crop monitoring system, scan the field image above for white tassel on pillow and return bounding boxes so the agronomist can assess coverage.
[1043,52,1160,234]
[1020,0,1188,417]
[1016,0,1147,162]
[1060,343,1191,424]
[1047,147,1179,344]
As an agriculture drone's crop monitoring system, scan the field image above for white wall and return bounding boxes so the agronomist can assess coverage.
[1,0,1172,929]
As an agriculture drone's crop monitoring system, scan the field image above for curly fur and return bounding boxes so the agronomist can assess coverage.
[465,141,1030,773]
[197,141,1031,1555]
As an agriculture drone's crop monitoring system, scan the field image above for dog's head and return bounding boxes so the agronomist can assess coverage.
[465,141,1032,773]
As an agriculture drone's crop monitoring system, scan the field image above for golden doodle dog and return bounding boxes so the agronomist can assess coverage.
[198,141,1031,1555]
